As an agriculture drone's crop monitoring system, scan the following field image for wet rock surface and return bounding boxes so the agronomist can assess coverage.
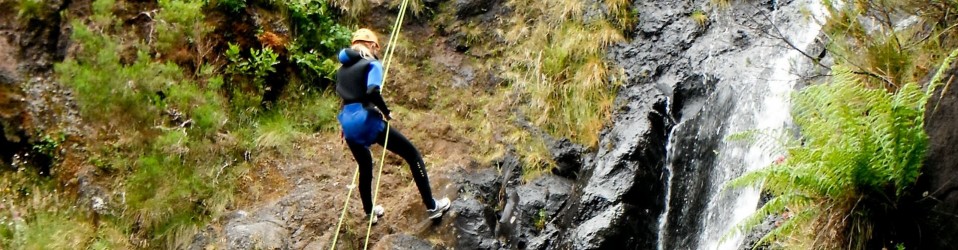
[453,0,502,19]
[558,83,671,249]
[555,0,829,249]
[432,146,583,249]
[450,198,499,249]
[548,138,586,179]
[893,63,958,249]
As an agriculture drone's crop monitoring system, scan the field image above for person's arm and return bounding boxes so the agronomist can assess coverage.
[366,61,391,120]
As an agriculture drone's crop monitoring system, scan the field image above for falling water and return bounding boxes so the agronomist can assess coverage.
[657,0,828,249]
[699,2,827,249]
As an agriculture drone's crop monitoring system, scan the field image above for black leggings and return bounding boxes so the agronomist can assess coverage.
[346,126,436,214]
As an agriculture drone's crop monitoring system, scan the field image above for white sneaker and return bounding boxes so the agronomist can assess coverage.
[427,197,451,219]
[368,205,385,224]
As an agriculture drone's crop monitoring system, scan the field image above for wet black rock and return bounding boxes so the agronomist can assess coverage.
[451,155,575,249]
[513,175,573,248]
[516,175,573,225]
[450,198,498,249]
[526,223,562,250]
[558,83,672,249]
[660,84,735,250]
[549,138,585,179]
[670,74,717,122]
[453,0,501,18]
[732,29,751,48]
[893,63,958,249]
[458,167,501,204]
[456,153,522,204]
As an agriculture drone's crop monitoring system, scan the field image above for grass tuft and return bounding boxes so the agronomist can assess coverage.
[691,10,708,27]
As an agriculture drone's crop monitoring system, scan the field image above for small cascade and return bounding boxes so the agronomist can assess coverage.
[656,0,828,249]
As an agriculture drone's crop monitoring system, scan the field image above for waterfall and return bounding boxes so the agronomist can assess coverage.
[656,0,828,249]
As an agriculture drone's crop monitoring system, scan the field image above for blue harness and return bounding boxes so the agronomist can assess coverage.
[338,103,385,147]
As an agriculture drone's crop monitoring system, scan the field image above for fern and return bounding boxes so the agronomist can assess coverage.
[729,46,958,248]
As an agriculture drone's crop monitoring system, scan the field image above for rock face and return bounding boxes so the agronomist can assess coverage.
[224,211,290,250]
[557,0,829,249]
[442,150,577,249]
[901,64,958,249]
[450,198,499,249]
[549,138,586,179]
[0,0,81,172]
[371,234,435,250]
[453,0,502,18]
[558,84,671,250]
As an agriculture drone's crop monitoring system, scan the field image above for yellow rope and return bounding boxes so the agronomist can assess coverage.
[330,0,410,248]
[363,0,410,248]
[328,165,358,250]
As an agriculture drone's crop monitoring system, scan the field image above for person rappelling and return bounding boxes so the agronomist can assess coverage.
[334,28,451,224]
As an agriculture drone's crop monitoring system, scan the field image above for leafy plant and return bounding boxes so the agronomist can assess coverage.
[32,133,66,162]
[289,42,341,85]
[213,0,246,13]
[280,0,350,86]
[534,208,548,231]
[154,0,208,56]
[225,43,280,111]
[284,0,351,55]
[728,47,958,249]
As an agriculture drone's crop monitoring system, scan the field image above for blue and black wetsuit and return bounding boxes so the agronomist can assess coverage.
[335,48,438,214]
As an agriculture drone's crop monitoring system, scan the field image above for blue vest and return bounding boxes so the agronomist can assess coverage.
[336,49,386,147]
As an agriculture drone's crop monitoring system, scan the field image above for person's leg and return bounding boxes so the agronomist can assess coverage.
[375,127,437,209]
[346,140,375,214]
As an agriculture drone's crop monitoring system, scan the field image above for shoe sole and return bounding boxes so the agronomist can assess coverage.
[427,207,449,220]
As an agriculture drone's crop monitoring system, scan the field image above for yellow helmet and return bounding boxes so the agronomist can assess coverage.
[351,28,379,45]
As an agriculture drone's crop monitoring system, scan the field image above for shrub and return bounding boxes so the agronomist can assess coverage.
[51,8,244,247]
[213,0,246,13]
[284,0,351,55]
[728,49,958,249]
[225,43,280,112]
[163,78,228,136]
[57,23,180,129]
[154,0,208,57]
[289,42,342,85]
[282,0,351,85]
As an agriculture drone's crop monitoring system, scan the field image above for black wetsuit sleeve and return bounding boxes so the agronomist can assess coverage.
[367,86,391,119]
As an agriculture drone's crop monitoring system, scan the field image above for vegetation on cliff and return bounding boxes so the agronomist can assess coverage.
[730,1,958,249]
